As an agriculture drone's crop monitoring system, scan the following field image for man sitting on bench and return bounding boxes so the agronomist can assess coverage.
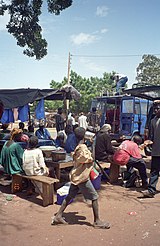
[95,124,115,162]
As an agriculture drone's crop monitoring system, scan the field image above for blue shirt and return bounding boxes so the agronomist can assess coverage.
[64,133,77,153]
[35,128,51,140]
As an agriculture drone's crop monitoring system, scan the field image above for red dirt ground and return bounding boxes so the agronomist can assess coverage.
[0,158,160,246]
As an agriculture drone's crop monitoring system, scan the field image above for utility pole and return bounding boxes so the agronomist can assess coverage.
[65,52,71,116]
[67,52,71,85]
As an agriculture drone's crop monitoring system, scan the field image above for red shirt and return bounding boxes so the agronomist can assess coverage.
[119,140,141,159]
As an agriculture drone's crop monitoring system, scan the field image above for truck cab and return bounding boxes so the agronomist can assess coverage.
[91,94,151,141]
[120,96,151,139]
[122,85,160,156]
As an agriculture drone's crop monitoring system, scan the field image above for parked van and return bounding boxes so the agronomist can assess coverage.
[123,85,160,156]
[91,94,151,141]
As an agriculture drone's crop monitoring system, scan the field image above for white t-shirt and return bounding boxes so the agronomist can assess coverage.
[78,115,88,130]
[23,148,47,176]
[68,114,76,126]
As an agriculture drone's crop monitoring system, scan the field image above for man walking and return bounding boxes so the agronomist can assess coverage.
[142,100,160,198]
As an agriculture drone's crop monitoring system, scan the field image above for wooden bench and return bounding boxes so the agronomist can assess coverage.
[12,174,59,207]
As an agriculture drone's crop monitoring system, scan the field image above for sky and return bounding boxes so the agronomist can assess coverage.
[0,0,160,90]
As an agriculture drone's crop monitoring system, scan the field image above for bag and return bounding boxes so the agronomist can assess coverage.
[90,167,99,181]
[124,171,139,188]
[113,149,130,165]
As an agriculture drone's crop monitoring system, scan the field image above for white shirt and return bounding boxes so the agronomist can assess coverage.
[23,148,47,176]
[68,114,76,126]
[78,115,88,130]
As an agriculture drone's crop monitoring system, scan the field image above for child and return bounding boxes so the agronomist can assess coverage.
[51,127,110,229]
[22,136,49,193]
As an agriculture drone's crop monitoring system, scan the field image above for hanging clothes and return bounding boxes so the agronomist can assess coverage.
[35,99,45,120]
[18,104,29,122]
[1,109,14,123]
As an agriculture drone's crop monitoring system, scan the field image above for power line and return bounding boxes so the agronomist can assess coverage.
[71,53,160,58]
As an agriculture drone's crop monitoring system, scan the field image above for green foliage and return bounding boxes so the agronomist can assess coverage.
[136,54,160,85]
[48,70,115,113]
[0,0,73,59]
[50,80,63,89]
[45,79,63,110]
[47,0,72,15]
[45,100,63,111]
[69,71,115,112]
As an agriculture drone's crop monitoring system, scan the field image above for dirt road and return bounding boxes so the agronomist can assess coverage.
[1,172,160,246]
[0,128,159,246]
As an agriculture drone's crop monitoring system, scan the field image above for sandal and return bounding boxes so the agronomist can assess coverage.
[93,221,110,229]
[51,216,68,226]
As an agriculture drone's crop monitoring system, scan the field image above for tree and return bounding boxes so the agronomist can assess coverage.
[0,0,73,59]
[136,54,160,86]
[45,79,64,110]
[48,70,115,113]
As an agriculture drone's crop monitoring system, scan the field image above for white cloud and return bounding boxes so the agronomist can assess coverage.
[96,6,109,17]
[101,28,108,34]
[70,32,99,45]
[0,12,9,31]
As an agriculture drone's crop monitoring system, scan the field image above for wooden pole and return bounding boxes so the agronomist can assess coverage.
[66,52,71,113]
[65,52,71,119]
[67,52,71,86]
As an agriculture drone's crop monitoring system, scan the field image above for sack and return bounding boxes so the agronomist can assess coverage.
[121,170,132,180]
[124,171,139,188]
[113,149,130,165]
[90,167,99,181]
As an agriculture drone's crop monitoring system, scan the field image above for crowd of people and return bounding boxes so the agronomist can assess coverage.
[0,99,160,229]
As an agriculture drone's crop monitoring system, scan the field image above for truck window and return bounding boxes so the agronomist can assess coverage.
[122,99,133,113]
[140,101,150,115]
[135,102,140,114]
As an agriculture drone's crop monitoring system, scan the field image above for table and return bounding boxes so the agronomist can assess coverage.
[38,139,54,147]
[45,157,113,182]
[0,139,53,150]
[46,160,73,180]
[45,154,73,180]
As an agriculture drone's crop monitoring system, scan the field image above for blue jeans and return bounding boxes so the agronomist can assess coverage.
[116,77,128,93]
[148,156,160,194]
[127,157,148,185]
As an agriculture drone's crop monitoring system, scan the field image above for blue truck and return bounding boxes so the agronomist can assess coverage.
[91,94,152,140]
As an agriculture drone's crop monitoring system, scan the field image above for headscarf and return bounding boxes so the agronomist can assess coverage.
[100,124,111,133]
[10,128,23,140]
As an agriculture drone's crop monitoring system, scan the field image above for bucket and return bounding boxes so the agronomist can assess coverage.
[57,194,67,205]
[57,194,73,205]
[91,173,102,190]
[56,183,73,205]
